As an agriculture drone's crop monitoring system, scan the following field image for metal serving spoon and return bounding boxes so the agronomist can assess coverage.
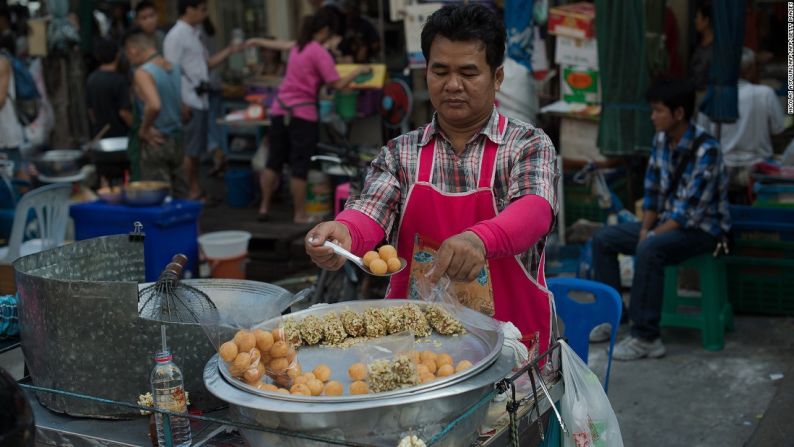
[322,240,407,277]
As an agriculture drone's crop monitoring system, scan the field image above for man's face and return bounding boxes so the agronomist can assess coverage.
[426,36,503,127]
[185,3,208,25]
[136,7,158,35]
[125,43,142,66]
[649,101,681,133]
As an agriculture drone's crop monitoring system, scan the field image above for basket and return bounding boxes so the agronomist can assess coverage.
[725,255,794,316]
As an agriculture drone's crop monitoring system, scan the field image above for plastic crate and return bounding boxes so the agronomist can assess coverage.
[753,184,794,208]
[564,184,609,223]
[724,255,794,316]
[70,200,203,282]
[728,205,794,243]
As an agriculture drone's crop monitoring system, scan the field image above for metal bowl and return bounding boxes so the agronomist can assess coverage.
[96,186,123,204]
[33,150,84,177]
[205,349,514,447]
[123,180,169,206]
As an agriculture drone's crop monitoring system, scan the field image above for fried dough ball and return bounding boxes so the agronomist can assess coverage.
[290,383,311,395]
[348,363,368,381]
[254,329,274,352]
[419,351,437,364]
[286,347,298,363]
[302,372,317,382]
[419,372,436,384]
[234,330,256,352]
[243,367,263,384]
[378,245,398,261]
[369,258,388,275]
[233,352,253,371]
[258,383,279,392]
[276,387,290,394]
[272,327,285,342]
[416,364,430,376]
[269,357,289,374]
[293,375,309,386]
[456,360,473,372]
[313,364,332,382]
[362,251,380,267]
[323,380,344,396]
[387,257,402,273]
[270,341,289,358]
[350,380,369,395]
[287,363,302,378]
[436,353,453,367]
[219,341,238,362]
[437,364,454,377]
[306,378,324,396]
[422,359,437,374]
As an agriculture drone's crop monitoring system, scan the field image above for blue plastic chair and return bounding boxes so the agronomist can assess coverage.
[547,277,622,393]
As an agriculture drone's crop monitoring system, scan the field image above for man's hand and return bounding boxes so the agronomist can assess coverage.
[139,126,165,146]
[180,105,192,124]
[305,221,353,271]
[429,231,486,283]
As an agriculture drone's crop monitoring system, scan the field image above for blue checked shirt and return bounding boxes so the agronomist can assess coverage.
[642,124,731,237]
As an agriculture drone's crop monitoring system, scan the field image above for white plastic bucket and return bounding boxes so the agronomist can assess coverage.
[198,231,252,260]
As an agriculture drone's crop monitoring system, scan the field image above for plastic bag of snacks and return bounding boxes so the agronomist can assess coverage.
[217,324,301,391]
[350,332,417,394]
[414,274,499,333]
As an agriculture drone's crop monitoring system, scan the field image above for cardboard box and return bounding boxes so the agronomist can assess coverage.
[560,116,605,162]
[548,2,596,40]
[555,35,598,70]
[561,65,600,104]
[335,64,387,89]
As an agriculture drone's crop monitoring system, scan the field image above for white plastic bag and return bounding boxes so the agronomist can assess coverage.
[560,340,623,447]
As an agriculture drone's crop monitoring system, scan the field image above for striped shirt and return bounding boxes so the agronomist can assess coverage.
[642,124,731,237]
[345,108,559,275]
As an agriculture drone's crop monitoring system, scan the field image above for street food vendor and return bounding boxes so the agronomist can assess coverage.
[305,4,559,354]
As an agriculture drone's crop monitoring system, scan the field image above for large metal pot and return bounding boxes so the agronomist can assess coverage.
[124,181,170,206]
[205,349,514,447]
[33,150,85,177]
[86,137,129,182]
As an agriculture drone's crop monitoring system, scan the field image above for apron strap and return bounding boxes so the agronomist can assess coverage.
[477,114,506,189]
[417,138,436,183]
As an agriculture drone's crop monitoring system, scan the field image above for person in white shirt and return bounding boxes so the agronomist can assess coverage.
[697,47,785,202]
[0,34,24,176]
[164,0,242,200]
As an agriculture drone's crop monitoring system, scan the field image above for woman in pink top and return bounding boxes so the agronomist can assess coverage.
[258,9,369,223]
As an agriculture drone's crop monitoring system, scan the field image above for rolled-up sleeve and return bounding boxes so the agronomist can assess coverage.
[344,141,402,235]
[507,129,559,214]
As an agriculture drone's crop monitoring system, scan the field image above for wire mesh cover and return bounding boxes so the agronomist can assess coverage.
[139,255,220,327]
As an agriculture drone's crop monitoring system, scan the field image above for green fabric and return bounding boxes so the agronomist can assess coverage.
[595,0,655,156]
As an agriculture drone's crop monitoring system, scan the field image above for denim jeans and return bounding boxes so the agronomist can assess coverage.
[591,221,718,341]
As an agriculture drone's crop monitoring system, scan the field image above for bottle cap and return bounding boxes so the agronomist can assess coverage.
[154,350,173,363]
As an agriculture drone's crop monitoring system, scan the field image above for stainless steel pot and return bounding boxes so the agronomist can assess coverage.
[124,181,169,206]
[204,349,514,446]
[33,150,84,177]
[86,137,129,164]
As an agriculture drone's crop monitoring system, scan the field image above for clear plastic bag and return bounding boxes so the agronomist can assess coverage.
[560,340,624,447]
[414,274,499,333]
[353,332,418,394]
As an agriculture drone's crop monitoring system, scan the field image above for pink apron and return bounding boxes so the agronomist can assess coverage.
[386,114,552,355]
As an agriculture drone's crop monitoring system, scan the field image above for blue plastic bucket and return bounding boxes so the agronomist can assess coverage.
[225,169,253,208]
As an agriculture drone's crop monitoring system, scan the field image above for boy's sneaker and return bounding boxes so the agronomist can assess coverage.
[613,336,666,361]
[589,323,612,343]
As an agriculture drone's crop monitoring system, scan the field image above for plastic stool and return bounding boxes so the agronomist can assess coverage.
[660,254,734,351]
[335,182,351,216]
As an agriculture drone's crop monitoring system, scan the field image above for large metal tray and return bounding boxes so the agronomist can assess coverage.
[217,299,504,402]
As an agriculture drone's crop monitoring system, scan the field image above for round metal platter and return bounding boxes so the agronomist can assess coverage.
[217,299,504,403]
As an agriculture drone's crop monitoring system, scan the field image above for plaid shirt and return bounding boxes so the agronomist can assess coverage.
[642,124,731,237]
[346,109,559,275]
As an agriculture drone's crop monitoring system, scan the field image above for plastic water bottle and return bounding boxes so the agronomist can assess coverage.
[150,350,192,447]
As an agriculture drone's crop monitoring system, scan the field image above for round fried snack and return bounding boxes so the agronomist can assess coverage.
[293,375,309,386]
[362,251,380,267]
[350,380,369,395]
[369,259,388,275]
[378,245,397,261]
[348,363,367,381]
[290,383,311,395]
[233,352,253,372]
[270,340,289,358]
[219,341,238,362]
[302,372,317,382]
[286,347,298,363]
[437,364,454,377]
[254,329,274,352]
[313,364,332,382]
[419,372,436,384]
[258,383,279,392]
[272,327,285,342]
[276,387,290,394]
[287,363,303,378]
[422,359,437,374]
[455,360,473,372]
[306,378,324,396]
[416,364,430,375]
[386,257,402,273]
[323,380,344,396]
[419,351,437,364]
[234,330,256,352]
[436,353,453,367]
[243,367,263,384]
[269,357,289,374]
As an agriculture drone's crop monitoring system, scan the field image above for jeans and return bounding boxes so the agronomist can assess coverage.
[592,221,718,341]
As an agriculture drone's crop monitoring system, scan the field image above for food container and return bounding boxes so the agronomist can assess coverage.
[33,150,84,177]
[96,186,123,204]
[205,299,509,446]
[124,181,169,206]
[198,231,252,259]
